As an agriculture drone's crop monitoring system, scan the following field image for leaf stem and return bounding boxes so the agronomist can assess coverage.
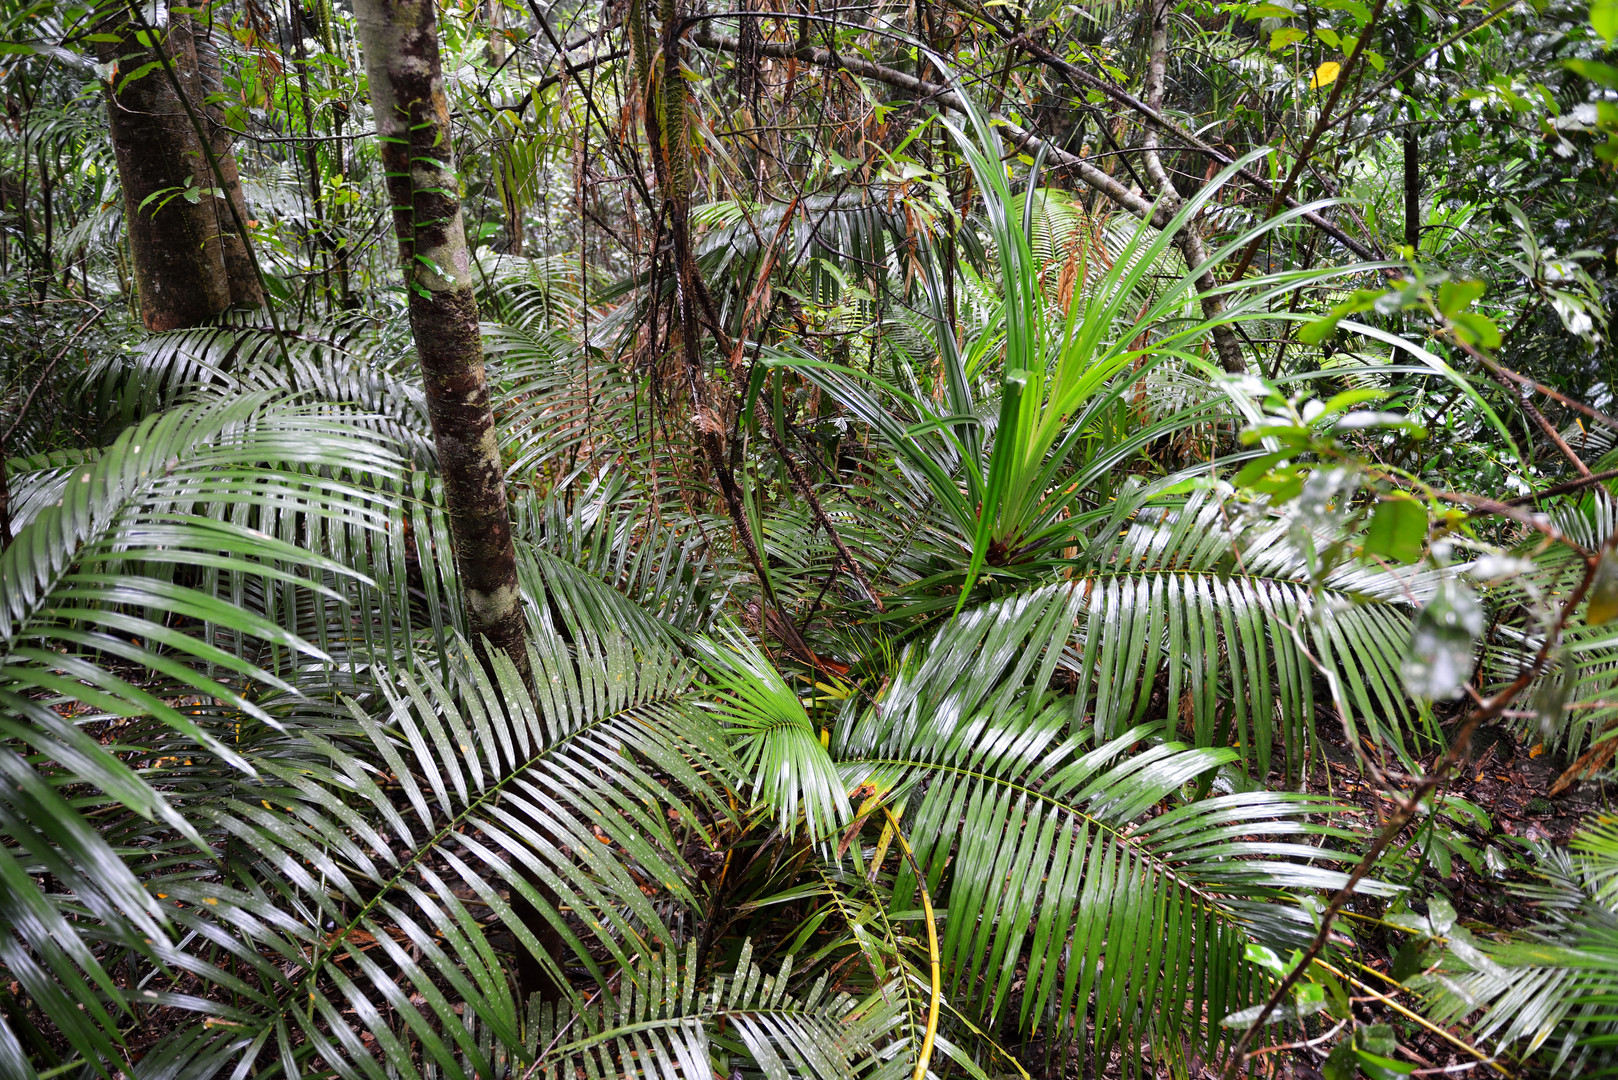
[882,805,939,1080]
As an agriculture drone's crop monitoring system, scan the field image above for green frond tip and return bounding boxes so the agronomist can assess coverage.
[694,624,850,840]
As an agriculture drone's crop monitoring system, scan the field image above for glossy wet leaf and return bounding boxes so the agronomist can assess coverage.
[1365,498,1428,565]
[1403,580,1485,700]
[1587,549,1618,625]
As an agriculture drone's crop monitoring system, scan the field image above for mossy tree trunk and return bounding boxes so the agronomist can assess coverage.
[97,3,248,331]
[351,0,558,1006]
[350,0,529,687]
[191,19,262,308]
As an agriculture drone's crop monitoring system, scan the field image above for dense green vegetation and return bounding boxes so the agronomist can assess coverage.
[1,0,1617,1076]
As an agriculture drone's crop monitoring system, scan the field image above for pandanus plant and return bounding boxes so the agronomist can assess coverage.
[767,87,1374,620]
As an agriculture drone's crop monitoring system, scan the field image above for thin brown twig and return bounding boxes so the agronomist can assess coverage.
[1478,354,1618,435]
[1220,530,1608,1078]
[1492,466,1618,509]
[1225,0,1389,285]
[1482,365,1591,477]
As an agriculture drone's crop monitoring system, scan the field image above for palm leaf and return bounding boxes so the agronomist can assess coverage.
[1410,817,1618,1074]
[0,393,407,1077]
[827,586,1390,1066]
[1073,491,1430,776]
[530,941,901,1080]
[110,619,734,1079]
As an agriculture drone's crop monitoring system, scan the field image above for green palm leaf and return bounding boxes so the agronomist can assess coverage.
[0,393,407,1077]
[530,941,901,1080]
[1074,492,1429,775]
[121,618,734,1079]
[825,586,1390,1066]
[1410,818,1618,1074]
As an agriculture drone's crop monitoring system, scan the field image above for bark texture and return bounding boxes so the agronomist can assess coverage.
[98,4,235,331]
[192,20,263,308]
[351,0,556,1005]
[350,0,530,684]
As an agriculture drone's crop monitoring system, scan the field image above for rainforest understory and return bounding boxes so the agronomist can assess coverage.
[2,0,1618,1078]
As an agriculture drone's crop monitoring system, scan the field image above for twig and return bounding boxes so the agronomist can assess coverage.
[1248,1020,1348,1058]
[1479,366,1590,477]
[1225,0,1389,285]
[1221,528,1607,1078]
[1494,466,1618,508]
[1007,32,1379,260]
[1477,354,1618,437]
[1316,958,1509,1073]
[1326,0,1521,153]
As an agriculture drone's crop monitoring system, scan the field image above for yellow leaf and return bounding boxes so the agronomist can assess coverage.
[1311,61,1341,89]
[1589,549,1618,626]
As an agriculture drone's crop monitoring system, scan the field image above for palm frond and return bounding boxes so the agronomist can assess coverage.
[826,585,1389,1067]
[531,942,901,1080]
[116,624,735,1079]
[1411,818,1618,1074]
[1073,492,1431,776]
[83,316,431,461]
[695,625,849,841]
[1481,493,1618,764]
[0,393,406,1077]
[513,477,738,638]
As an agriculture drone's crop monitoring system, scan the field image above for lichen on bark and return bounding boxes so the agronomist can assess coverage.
[350,0,529,686]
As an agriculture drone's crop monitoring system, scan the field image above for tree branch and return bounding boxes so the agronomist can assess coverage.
[693,25,1248,370]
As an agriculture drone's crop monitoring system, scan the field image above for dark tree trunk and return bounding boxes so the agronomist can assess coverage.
[350,0,529,684]
[1403,129,1420,252]
[1400,12,1423,254]
[97,4,237,331]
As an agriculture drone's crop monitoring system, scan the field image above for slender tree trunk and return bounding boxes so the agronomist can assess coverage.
[36,145,52,301]
[192,19,264,308]
[97,3,235,331]
[291,4,333,305]
[1403,129,1420,252]
[487,1,523,255]
[351,0,560,1008]
[350,0,530,682]
[1140,0,1246,373]
[1400,17,1422,254]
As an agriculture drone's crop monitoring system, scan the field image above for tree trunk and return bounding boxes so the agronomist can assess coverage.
[351,0,558,1006]
[1400,18,1422,255]
[350,0,530,685]
[192,20,264,308]
[97,3,236,331]
[1403,129,1420,252]
[1140,0,1246,374]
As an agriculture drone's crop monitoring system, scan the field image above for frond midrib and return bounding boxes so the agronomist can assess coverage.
[540,1002,854,1064]
[845,752,1286,918]
[298,677,714,994]
[1082,565,1414,604]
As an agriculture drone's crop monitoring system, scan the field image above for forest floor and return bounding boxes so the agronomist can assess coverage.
[1249,718,1614,1080]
